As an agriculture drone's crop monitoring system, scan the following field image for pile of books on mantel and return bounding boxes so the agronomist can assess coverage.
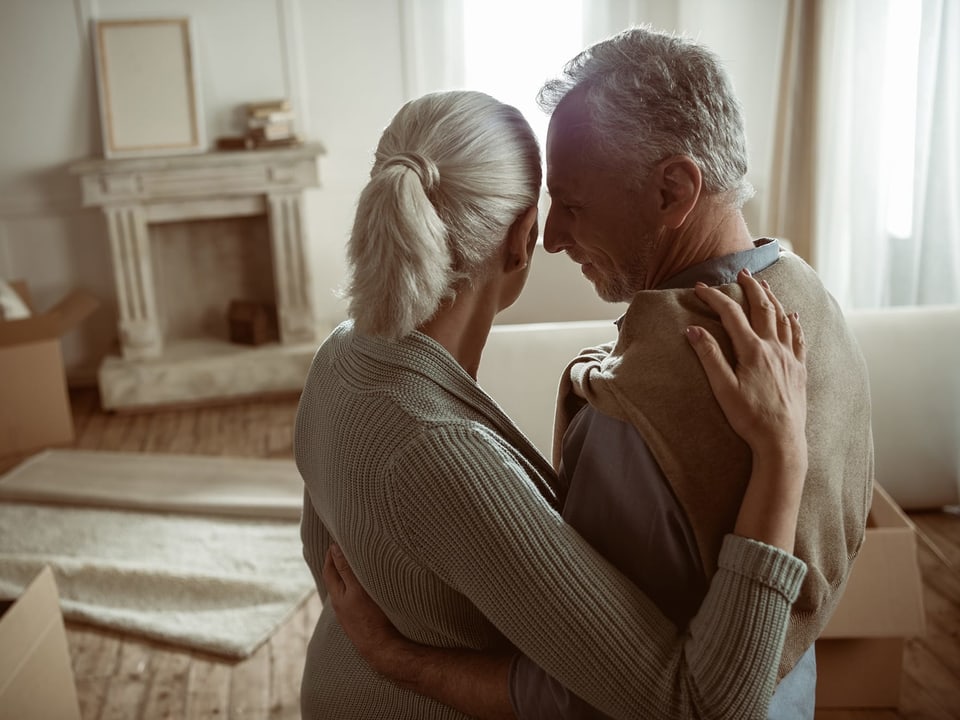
[216,99,303,151]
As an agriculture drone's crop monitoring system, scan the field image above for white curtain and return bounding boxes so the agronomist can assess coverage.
[767,0,821,263]
[909,0,960,304]
[812,0,960,308]
[398,0,466,99]
[581,0,680,42]
[398,0,683,102]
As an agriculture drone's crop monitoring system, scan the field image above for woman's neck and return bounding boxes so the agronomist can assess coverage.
[417,284,499,380]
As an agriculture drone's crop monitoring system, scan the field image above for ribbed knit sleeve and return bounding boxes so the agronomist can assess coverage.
[300,486,331,602]
[386,425,807,720]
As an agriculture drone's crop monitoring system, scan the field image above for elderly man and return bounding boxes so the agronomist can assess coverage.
[325,26,873,720]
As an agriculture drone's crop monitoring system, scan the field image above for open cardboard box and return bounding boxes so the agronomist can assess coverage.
[0,280,98,458]
[814,482,926,708]
[0,566,81,720]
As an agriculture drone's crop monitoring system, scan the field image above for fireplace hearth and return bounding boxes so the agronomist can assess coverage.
[70,144,326,410]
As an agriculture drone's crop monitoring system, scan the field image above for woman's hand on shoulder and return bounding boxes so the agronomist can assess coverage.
[685,267,807,468]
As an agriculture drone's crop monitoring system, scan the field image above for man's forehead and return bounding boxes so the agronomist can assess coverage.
[547,90,593,143]
[547,119,590,158]
[546,101,594,192]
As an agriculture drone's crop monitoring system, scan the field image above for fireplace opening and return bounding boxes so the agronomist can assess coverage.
[149,214,276,345]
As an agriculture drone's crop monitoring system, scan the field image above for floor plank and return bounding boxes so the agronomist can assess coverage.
[227,635,272,720]
[98,638,154,720]
[185,659,232,720]
[139,648,191,720]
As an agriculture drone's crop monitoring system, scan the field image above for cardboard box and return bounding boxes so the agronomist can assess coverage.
[0,566,81,720]
[228,299,279,346]
[815,483,926,708]
[0,281,98,457]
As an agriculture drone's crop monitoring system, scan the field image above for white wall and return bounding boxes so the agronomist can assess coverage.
[0,0,787,381]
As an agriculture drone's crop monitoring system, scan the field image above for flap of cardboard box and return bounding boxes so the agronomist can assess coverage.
[0,281,99,348]
[820,483,926,639]
[0,565,81,720]
[0,567,62,672]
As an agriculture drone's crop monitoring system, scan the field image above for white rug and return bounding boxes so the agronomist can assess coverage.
[0,450,315,658]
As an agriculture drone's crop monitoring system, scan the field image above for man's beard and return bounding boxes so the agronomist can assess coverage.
[585,236,652,303]
[593,273,642,303]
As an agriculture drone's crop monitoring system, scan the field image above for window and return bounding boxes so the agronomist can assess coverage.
[813,0,959,307]
[880,0,922,239]
[462,0,584,148]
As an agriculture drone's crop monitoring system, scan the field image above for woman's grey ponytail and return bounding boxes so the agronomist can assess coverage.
[345,91,542,339]
[346,152,450,338]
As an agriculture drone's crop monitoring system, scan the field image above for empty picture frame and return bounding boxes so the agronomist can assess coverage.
[92,17,205,158]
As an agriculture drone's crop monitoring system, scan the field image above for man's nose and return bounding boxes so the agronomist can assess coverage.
[542,208,570,254]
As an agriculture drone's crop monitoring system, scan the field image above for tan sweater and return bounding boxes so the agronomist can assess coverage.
[295,322,808,719]
[554,252,874,677]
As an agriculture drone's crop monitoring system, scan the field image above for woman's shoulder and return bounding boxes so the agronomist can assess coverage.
[386,420,553,509]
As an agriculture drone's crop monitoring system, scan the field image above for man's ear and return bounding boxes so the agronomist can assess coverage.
[504,205,539,272]
[656,156,702,229]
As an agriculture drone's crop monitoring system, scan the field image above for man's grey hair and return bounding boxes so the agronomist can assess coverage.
[538,26,754,207]
[345,91,542,339]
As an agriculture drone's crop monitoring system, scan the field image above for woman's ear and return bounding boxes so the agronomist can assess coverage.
[656,156,702,229]
[504,205,539,272]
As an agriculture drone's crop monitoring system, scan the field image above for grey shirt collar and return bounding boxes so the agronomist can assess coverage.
[614,238,781,330]
[656,237,781,290]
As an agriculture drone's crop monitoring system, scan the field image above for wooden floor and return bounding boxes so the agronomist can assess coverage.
[2,388,958,719]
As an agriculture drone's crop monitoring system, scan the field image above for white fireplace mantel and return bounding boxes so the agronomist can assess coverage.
[70,144,327,410]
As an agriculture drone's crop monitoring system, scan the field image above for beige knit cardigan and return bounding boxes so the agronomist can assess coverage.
[554,252,874,679]
[295,321,807,720]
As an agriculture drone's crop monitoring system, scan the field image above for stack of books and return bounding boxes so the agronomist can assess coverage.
[246,99,300,147]
[216,99,302,151]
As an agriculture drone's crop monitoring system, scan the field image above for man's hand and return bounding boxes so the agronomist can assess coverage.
[323,543,516,719]
[323,543,407,675]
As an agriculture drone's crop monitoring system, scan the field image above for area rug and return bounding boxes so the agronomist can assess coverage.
[0,449,315,658]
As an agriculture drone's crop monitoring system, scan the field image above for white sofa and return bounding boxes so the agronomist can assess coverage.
[480,305,960,510]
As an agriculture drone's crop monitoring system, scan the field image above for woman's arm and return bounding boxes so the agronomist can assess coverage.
[325,269,808,720]
[687,271,808,553]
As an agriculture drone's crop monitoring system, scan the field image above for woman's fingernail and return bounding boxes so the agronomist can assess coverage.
[685,326,702,342]
[695,281,708,289]
[741,267,751,277]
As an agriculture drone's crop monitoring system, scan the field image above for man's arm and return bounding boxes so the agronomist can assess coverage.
[323,543,516,720]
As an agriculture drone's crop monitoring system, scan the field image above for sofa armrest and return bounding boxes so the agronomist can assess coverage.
[481,321,617,460]
[845,305,960,509]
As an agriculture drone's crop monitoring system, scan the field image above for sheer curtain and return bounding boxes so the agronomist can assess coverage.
[907,0,960,305]
[772,0,960,309]
[397,0,680,137]
[766,0,822,263]
[398,0,466,99]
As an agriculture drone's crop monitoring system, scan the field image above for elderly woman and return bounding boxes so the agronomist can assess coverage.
[295,90,808,720]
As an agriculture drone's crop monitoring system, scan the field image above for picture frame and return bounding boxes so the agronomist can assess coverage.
[92,17,206,158]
